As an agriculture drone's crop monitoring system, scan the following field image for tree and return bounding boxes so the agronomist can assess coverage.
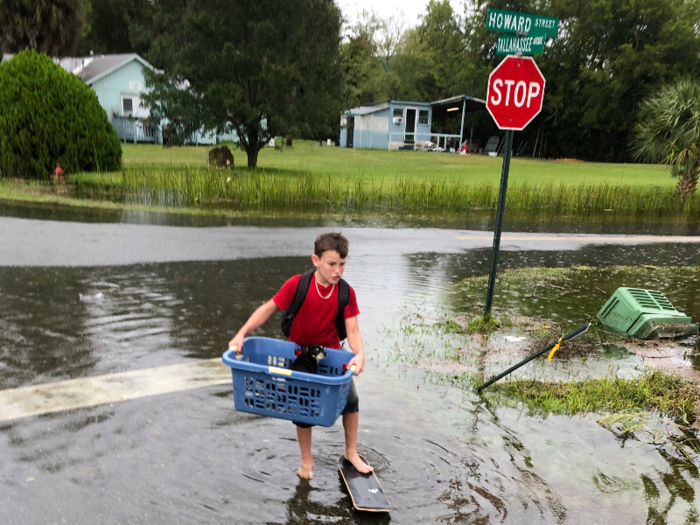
[632,80,700,197]
[411,0,466,101]
[463,0,700,161]
[77,0,154,56]
[544,0,700,161]
[344,2,470,104]
[341,11,404,107]
[0,49,122,178]
[141,0,345,169]
[0,0,88,56]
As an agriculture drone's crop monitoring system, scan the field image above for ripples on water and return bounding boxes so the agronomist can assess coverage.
[1,245,700,523]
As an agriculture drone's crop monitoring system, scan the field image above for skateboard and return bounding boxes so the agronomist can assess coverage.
[337,455,391,513]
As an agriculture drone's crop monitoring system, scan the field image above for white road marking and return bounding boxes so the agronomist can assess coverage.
[0,359,231,423]
[456,235,700,243]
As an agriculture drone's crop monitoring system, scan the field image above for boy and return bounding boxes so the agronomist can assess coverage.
[228,232,372,479]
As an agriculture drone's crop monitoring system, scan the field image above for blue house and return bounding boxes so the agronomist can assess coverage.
[1,53,234,146]
[71,54,165,144]
[340,95,485,151]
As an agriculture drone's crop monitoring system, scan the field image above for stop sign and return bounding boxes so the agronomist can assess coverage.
[486,55,545,131]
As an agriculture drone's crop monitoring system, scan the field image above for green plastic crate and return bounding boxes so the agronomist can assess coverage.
[597,287,697,339]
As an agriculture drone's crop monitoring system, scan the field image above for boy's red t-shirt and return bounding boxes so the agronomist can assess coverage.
[273,273,360,349]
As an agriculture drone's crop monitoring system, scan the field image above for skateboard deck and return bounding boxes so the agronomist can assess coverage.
[337,455,391,513]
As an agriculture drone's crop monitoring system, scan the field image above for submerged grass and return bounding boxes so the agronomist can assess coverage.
[106,166,699,216]
[439,315,514,336]
[597,413,700,458]
[392,264,700,458]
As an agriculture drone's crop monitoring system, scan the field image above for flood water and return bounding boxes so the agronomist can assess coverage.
[3,197,700,236]
[1,202,700,524]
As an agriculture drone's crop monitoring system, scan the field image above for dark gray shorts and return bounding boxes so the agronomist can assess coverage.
[293,378,358,429]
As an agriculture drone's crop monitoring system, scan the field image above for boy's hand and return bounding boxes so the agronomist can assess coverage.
[347,352,365,375]
[228,334,244,354]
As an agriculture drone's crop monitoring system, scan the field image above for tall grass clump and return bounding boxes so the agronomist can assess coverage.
[121,166,386,208]
[118,166,700,216]
[490,369,697,420]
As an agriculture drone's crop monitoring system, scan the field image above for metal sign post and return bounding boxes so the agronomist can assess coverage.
[483,129,513,316]
[482,55,546,317]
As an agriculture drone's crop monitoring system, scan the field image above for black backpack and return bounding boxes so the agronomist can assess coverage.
[281,269,350,341]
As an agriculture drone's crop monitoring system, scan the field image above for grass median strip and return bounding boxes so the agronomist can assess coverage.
[456,235,700,242]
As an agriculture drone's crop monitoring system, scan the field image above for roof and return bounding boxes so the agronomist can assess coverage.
[345,102,389,116]
[73,54,155,84]
[431,94,486,106]
[345,95,485,116]
[431,94,486,113]
[388,100,432,107]
[0,53,156,85]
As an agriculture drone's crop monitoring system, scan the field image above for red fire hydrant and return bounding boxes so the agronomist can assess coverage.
[51,163,65,184]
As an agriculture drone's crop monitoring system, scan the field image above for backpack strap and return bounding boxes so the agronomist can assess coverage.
[335,278,350,341]
[281,271,351,342]
[281,269,315,338]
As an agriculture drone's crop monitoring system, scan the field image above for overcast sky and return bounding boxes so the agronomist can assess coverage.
[337,0,465,29]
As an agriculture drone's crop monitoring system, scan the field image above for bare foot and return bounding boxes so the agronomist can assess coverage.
[345,451,373,474]
[297,462,313,479]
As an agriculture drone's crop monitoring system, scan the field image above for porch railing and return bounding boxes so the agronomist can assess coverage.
[112,115,163,145]
[352,130,463,151]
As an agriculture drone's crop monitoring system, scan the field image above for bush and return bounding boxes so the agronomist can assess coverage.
[0,49,122,179]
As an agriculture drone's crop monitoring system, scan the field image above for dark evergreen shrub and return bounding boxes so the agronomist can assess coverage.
[0,49,122,178]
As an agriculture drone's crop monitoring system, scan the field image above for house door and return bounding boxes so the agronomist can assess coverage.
[347,117,354,148]
[404,108,417,143]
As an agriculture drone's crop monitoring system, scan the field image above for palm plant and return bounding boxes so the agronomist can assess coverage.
[632,80,700,197]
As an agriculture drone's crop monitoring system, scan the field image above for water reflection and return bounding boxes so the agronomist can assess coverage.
[283,478,392,524]
[415,245,700,323]
[639,448,699,524]
[0,267,97,388]
[2,199,700,235]
[0,258,312,389]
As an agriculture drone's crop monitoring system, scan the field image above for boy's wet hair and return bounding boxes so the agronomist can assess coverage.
[314,232,349,258]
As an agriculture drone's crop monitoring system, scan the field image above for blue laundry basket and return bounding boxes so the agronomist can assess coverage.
[222,337,354,427]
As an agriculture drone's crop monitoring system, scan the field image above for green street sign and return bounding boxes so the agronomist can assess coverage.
[496,34,546,56]
[487,9,559,39]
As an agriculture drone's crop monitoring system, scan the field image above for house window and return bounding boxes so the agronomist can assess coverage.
[393,108,403,118]
[122,97,133,116]
[418,110,429,125]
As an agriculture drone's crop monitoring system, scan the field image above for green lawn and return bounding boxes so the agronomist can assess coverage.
[121,141,673,187]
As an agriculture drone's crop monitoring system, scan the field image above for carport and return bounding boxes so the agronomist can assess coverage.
[430,95,487,152]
